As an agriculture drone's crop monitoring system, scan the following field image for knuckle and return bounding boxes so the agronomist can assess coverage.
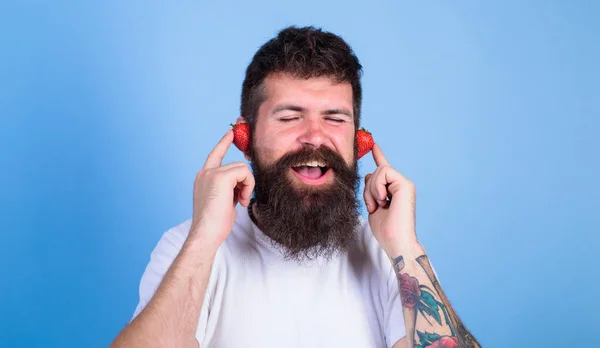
[196,169,212,182]
[241,163,252,172]
[204,169,221,181]
[203,168,215,176]
[231,161,250,171]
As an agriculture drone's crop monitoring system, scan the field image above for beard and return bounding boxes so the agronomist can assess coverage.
[249,143,361,262]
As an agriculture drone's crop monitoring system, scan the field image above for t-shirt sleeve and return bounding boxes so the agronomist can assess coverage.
[130,221,191,321]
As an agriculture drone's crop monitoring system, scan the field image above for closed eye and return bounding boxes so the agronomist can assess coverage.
[326,117,345,123]
[279,117,299,122]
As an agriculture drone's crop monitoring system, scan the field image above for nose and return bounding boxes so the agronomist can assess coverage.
[297,117,326,149]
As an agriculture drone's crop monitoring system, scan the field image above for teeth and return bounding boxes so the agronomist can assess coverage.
[295,160,326,167]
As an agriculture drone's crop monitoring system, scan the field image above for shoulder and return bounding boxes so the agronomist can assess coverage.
[131,218,192,319]
[146,218,193,263]
[132,209,252,319]
[164,218,194,243]
[143,206,252,275]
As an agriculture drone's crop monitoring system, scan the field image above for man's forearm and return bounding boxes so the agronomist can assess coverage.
[391,244,480,348]
[111,234,217,348]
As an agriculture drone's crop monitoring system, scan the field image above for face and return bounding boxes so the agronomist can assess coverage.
[251,72,356,188]
[246,73,361,262]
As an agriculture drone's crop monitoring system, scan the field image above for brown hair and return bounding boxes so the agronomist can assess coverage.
[241,26,363,131]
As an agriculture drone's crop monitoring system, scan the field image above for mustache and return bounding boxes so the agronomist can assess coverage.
[270,146,355,175]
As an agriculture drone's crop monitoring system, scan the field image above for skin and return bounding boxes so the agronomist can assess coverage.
[242,72,356,186]
[111,72,477,347]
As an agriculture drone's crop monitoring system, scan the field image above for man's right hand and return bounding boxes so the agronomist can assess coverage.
[110,130,250,348]
[189,129,255,248]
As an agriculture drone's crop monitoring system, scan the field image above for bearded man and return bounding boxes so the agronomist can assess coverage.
[111,26,480,348]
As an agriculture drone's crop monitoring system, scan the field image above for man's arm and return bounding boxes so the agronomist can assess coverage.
[363,143,479,348]
[391,245,480,348]
[110,235,216,348]
[110,129,255,347]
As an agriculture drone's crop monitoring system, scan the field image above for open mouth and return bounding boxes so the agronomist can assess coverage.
[290,161,331,184]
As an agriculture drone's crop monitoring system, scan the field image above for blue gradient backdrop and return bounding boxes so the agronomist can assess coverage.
[1,1,598,347]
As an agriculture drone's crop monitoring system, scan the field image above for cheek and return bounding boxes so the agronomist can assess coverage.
[257,123,303,152]
[252,130,286,163]
[334,132,356,163]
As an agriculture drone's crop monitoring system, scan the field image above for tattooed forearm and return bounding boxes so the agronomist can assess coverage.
[394,255,480,348]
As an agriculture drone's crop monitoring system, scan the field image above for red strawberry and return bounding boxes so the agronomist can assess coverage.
[231,123,251,154]
[356,127,374,159]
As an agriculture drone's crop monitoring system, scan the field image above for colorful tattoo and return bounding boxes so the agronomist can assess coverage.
[393,255,480,348]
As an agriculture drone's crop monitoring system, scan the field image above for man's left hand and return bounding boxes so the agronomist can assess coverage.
[363,143,422,257]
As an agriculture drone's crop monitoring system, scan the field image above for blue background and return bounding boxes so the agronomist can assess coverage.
[1,1,598,347]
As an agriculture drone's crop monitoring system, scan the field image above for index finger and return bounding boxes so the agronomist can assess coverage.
[203,129,234,170]
[371,143,390,167]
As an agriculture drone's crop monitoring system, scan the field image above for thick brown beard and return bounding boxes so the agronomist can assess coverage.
[250,145,361,262]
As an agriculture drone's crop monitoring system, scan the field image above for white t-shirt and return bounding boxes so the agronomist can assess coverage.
[132,204,406,347]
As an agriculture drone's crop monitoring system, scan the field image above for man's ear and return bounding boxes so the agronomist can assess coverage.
[235,116,252,161]
[235,116,247,125]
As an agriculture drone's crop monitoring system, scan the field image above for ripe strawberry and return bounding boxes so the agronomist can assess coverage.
[231,123,251,154]
[356,128,374,159]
